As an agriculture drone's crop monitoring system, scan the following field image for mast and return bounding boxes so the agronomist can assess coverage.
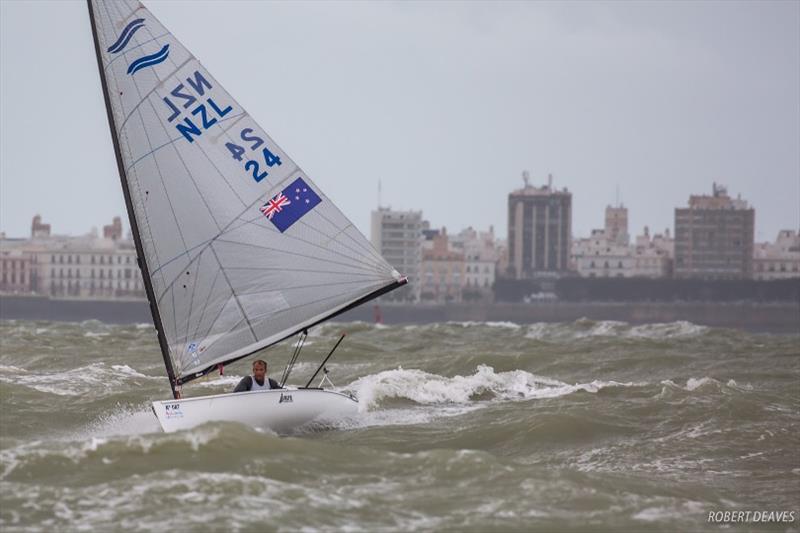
[86,0,180,399]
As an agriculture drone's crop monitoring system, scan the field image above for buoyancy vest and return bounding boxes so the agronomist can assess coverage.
[249,376,272,391]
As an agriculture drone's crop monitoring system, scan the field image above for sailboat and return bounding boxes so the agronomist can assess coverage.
[86,0,406,433]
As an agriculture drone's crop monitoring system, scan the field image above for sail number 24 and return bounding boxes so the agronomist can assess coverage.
[225,129,282,183]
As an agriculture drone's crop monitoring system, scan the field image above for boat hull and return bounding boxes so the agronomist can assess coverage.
[152,388,358,433]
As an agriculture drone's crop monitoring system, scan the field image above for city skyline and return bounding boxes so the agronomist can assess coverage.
[2,1,798,242]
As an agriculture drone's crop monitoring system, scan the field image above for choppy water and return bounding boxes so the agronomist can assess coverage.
[1,318,798,532]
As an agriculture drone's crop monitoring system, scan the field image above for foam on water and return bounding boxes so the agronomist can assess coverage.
[0,362,161,397]
[346,364,645,411]
[525,319,710,341]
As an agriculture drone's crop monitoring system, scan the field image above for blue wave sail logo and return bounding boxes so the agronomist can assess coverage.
[127,44,170,75]
[107,18,145,54]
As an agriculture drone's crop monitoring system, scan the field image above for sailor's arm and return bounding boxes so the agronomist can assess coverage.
[233,376,252,393]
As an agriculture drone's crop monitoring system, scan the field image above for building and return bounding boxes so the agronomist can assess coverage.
[605,205,629,245]
[450,226,498,301]
[370,207,423,301]
[0,215,146,300]
[632,227,673,278]
[0,242,39,294]
[507,172,572,279]
[572,229,633,278]
[38,237,142,299]
[420,227,465,302]
[674,183,754,279]
[754,230,800,280]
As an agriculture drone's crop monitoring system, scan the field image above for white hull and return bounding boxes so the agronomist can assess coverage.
[152,388,358,433]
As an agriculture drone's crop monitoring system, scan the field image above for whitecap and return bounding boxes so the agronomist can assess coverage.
[346,365,643,411]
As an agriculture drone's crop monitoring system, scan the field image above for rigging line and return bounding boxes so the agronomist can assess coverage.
[118,56,193,132]
[280,331,306,387]
[209,243,258,342]
[104,32,170,70]
[214,237,390,275]
[235,217,389,277]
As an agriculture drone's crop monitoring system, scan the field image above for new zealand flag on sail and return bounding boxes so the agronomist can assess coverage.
[260,177,322,232]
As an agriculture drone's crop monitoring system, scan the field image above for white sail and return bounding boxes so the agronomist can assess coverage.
[88,0,404,386]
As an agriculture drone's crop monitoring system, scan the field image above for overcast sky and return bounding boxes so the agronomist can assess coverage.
[1,0,798,243]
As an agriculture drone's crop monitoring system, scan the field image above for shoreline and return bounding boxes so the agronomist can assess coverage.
[1,295,797,333]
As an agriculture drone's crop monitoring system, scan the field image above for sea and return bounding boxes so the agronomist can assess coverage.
[0,318,798,532]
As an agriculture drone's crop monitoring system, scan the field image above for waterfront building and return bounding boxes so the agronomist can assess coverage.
[0,216,146,300]
[632,227,673,278]
[572,229,634,278]
[420,227,465,302]
[370,207,423,301]
[674,183,755,279]
[507,172,572,279]
[753,230,800,280]
[0,241,39,294]
[605,205,629,245]
[38,237,142,299]
[451,226,498,301]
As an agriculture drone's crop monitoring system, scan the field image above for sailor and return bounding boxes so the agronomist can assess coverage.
[233,359,282,392]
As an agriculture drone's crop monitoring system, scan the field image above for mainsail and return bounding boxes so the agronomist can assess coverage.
[87,0,406,398]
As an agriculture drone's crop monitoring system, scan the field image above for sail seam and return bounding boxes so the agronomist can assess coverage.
[210,243,258,342]
[237,217,389,276]
[188,267,221,366]
[214,238,389,275]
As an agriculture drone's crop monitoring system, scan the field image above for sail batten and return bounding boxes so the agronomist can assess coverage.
[89,0,405,391]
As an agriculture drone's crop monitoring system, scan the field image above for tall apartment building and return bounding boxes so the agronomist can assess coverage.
[507,173,572,279]
[370,207,422,301]
[674,183,754,279]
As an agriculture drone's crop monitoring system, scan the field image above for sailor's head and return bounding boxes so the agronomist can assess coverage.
[252,359,267,380]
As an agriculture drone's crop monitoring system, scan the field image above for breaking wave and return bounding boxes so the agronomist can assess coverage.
[346,364,644,411]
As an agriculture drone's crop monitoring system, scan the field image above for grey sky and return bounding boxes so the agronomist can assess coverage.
[1,0,798,243]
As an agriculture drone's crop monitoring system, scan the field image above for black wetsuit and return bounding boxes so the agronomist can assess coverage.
[233,376,282,393]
